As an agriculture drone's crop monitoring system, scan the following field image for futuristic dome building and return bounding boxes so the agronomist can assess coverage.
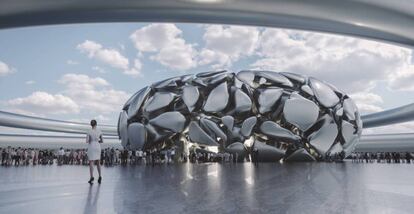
[118,70,362,161]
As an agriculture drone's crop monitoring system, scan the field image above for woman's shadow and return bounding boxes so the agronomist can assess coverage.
[83,185,101,214]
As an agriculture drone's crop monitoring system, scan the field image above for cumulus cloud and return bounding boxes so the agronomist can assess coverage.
[349,91,384,114]
[388,64,414,91]
[130,24,181,52]
[130,24,197,70]
[251,29,412,94]
[66,60,79,65]
[6,91,80,115]
[92,66,106,74]
[59,73,109,89]
[2,73,129,124]
[350,92,383,104]
[0,61,15,76]
[58,73,130,114]
[198,49,230,68]
[124,59,142,76]
[25,80,36,85]
[77,40,141,77]
[77,40,127,69]
[199,25,259,68]
[69,114,111,124]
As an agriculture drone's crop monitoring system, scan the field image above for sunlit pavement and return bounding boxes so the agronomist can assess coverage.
[0,162,414,214]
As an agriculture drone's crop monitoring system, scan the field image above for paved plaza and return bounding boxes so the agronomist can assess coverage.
[0,162,413,214]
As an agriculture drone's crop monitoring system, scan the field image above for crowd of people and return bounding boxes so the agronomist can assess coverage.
[349,152,414,163]
[1,146,243,167]
[2,146,414,166]
[1,146,55,166]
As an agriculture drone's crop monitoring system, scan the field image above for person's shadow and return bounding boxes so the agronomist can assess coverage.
[83,185,101,214]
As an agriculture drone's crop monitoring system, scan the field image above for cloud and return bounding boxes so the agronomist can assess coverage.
[130,23,182,52]
[77,40,141,77]
[25,80,36,85]
[251,29,412,94]
[149,44,197,70]
[198,49,230,68]
[355,103,383,114]
[92,66,106,74]
[58,73,130,114]
[350,92,383,104]
[95,114,110,122]
[66,60,79,65]
[130,24,197,70]
[0,61,15,76]
[69,114,111,124]
[59,73,109,89]
[349,92,384,114]
[388,64,414,91]
[6,91,80,115]
[124,59,142,77]
[2,73,129,124]
[199,25,259,68]
[77,40,128,69]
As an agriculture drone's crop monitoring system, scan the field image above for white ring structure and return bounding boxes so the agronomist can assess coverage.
[361,103,414,128]
[0,134,121,149]
[356,133,414,152]
[1,0,414,46]
[0,111,118,136]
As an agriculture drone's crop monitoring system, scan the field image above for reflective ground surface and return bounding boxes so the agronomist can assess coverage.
[1,162,414,214]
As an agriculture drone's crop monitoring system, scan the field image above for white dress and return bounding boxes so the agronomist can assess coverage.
[86,128,102,161]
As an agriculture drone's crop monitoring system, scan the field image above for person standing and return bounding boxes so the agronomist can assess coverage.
[86,119,103,184]
[6,146,12,166]
[253,148,259,166]
[167,149,171,164]
[406,152,412,163]
[115,149,120,165]
[15,147,21,166]
[110,148,115,166]
[136,150,142,165]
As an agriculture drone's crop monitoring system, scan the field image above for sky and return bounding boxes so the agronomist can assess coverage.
[0,23,414,135]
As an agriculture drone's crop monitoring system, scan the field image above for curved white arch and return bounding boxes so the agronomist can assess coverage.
[0,111,118,136]
[356,133,414,152]
[0,134,122,149]
[1,132,412,152]
[361,103,414,128]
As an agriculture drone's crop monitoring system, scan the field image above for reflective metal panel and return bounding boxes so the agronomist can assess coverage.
[182,85,200,112]
[234,89,252,113]
[203,81,229,112]
[283,93,319,131]
[149,111,186,133]
[188,121,219,146]
[144,92,176,113]
[127,122,146,149]
[257,88,283,114]
[309,78,340,108]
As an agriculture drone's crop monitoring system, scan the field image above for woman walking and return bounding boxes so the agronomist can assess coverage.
[86,119,103,184]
